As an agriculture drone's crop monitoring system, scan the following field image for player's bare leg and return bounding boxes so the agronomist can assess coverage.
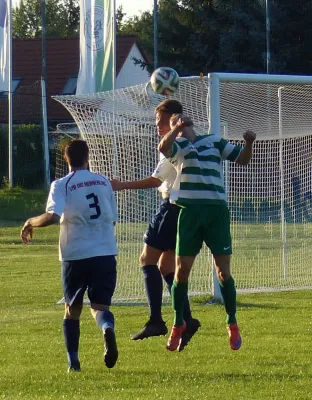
[214,254,241,350]
[132,244,168,340]
[160,251,201,351]
[91,304,118,368]
[64,303,83,372]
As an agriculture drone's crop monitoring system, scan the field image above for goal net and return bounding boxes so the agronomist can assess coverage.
[208,73,312,295]
[53,73,312,303]
[53,78,212,303]
[51,123,80,180]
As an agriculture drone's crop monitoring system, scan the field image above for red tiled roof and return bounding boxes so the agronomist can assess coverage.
[0,35,149,123]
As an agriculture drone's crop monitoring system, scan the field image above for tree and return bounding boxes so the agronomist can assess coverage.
[119,0,312,76]
[13,0,80,38]
[116,5,126,33]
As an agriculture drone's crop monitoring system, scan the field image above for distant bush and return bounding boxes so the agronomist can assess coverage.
[0,124,44,188]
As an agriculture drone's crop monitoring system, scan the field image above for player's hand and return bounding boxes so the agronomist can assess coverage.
[20,221,33,245]
[180,116,193,127]
[243,130,256,144]
[171,115,193,129]
[110,179,124,191]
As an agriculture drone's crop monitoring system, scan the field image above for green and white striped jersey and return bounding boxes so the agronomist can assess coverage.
[168,134,242,206]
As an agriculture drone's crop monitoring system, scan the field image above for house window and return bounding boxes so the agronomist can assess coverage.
[62,77,78,95]
[0,78,21,97]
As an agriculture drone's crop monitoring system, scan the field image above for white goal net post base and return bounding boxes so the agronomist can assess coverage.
[53,73,312,304]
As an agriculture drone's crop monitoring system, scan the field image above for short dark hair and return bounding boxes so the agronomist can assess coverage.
[64,139,89,168]
[155,99,183,115]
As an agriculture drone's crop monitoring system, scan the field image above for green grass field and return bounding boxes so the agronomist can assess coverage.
[1,189,312,399]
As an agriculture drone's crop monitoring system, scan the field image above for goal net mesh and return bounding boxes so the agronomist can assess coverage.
[214,82,312,292]
[54,77,312,302]
[54,78,212,303]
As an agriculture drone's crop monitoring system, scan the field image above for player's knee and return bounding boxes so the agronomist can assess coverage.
[139,251,147,267]
[217,270,231,282]
[139,249,160,267]
[159,263,174,276]
[64,303,82,320]
[174,266,189,283]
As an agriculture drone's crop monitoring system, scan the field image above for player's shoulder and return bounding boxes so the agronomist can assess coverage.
[196,133,221,143]
[176,137,188,144]
[159,152,166,161]
[47,172,75,197]
[51,172,75,188]
[195,134,226,149]
[175,137,190,149]
[87,171,112,188]
[158,152,172,163]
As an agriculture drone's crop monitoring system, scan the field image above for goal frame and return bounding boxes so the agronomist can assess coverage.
[208,72,312,302]
[208,73,312,137]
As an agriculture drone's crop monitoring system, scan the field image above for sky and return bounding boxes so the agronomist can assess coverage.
[11,0,154,18]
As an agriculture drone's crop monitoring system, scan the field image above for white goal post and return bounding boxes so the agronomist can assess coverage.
[208,73,312,299]
[53,73,312,303]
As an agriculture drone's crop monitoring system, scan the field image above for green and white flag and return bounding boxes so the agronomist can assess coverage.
[0,0,9,93]
[77,0,115,94]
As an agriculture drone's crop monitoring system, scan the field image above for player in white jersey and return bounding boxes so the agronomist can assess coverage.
[111,99,200,350]
[21,140,118,371]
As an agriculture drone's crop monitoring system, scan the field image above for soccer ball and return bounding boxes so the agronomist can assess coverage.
[150,67,179,95]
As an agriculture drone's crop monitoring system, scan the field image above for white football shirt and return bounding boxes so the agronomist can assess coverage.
[152,153,177,196]
[46,170,118,261]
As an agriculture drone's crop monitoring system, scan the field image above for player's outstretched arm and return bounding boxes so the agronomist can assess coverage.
[236,130,257,166]
[158,115,193,157]
[158,122,182,157]
[20,212,60,244]
[110,176,162,191]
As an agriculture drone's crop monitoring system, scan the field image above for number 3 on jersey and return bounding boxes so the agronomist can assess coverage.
[86,193,101,219]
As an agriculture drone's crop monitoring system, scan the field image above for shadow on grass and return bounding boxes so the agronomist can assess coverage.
[236,301,281,310]
[192,297,281,310]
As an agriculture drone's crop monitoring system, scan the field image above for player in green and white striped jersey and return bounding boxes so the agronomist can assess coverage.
[158,113,256,352]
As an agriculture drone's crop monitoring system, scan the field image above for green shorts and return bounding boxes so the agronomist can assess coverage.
[176,205,232,257]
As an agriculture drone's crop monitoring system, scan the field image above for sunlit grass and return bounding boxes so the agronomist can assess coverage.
[1,225,312,399]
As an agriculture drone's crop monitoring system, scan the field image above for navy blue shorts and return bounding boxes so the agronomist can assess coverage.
[61,255,117,306]
[144,199,181,251]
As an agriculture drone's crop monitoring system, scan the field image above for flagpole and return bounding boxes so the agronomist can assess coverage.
[112,0,118,178]
[8,0,13,188]
[41,0,50,189]
[265,0,270,74]
[153,0,158,70]
[112,0,116,90]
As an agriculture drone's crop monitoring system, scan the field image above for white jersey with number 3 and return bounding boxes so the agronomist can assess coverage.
[46,170,118,261]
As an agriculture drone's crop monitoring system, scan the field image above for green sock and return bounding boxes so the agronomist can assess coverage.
[219,276,237,325]
[172,280,188,326]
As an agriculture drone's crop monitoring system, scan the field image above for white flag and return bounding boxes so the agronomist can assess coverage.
[0,0,9,92]
[77,0,115,95]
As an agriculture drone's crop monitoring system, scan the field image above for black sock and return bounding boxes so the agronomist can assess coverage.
[163,272,192,323]
[142,265,163,322]
[95,309,115,331]
[63,319,80,365]
[163,272,174,295]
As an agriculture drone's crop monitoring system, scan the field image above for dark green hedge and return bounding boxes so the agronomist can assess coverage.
[0,124,44,188]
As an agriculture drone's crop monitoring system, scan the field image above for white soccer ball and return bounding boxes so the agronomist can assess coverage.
[150,67,179,95]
